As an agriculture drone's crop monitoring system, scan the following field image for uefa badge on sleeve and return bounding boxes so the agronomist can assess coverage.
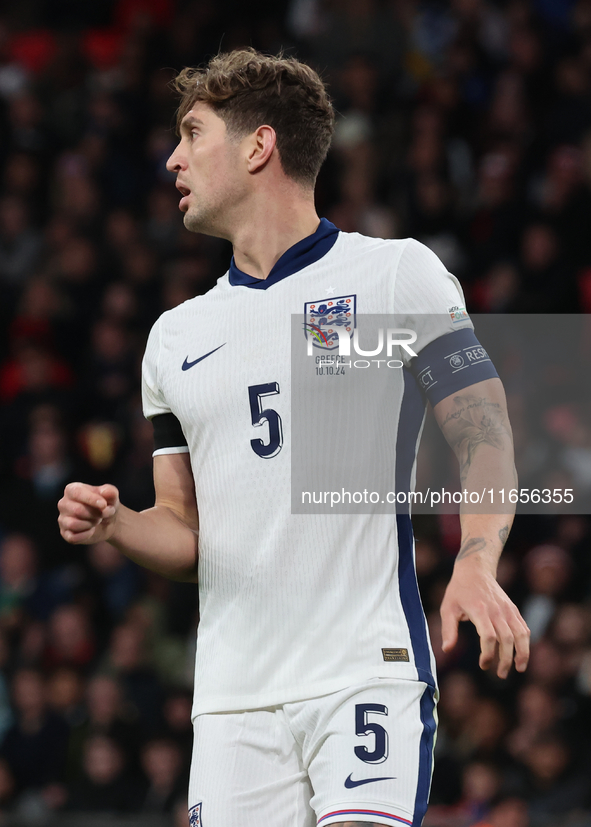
[304,294,356,351]
[189,803,203,826]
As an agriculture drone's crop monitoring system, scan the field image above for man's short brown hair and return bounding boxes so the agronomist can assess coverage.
[172,48,334,188]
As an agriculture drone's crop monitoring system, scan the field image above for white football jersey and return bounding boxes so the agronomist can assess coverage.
[142,222,495,718]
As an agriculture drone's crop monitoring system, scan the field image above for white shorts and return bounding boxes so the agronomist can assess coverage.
[188,677,437,827]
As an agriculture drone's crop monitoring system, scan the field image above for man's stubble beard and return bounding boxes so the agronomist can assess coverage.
[182,157,245,239]
[182,191,240,241]
[183,203,217,236]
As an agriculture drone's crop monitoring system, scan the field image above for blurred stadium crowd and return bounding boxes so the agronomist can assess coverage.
[0,0,590,825]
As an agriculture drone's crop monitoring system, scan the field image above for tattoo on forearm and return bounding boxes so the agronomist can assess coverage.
[499,524,509,547]
[439,395,510,482]
[456,536,487,561]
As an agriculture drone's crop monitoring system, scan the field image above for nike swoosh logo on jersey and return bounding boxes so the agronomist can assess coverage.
[182,344,226,371]
[344,773,396,788]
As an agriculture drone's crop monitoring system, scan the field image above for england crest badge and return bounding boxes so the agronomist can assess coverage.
[304,294,356,351]
[189,803,203,826]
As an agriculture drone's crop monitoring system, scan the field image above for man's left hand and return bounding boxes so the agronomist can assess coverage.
[440,560,530,679]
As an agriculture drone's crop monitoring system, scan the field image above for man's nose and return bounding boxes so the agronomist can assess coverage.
[166,146,186,172]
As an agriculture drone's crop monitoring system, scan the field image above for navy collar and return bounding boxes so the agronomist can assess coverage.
[228,218,340,289]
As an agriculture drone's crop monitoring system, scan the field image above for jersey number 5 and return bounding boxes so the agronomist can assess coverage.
[354,703,389,764]
[248,383,283,458]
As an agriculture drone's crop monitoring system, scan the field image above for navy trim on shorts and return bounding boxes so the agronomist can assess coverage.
[412,685,437,826]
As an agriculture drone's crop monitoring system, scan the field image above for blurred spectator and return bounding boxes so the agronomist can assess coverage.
[0,196,40,287]
[16,405,73,499]
[68,674,141,780]
[105,209,141,261]
[0,532,72,623]
[520,734,591,822]
[138,737,185,813]
[9,276,67,352]
[427,760,501,826]
[438,671,479,742]
[0,668,68,792]
[0,339,73,404]
[53,236,101,326]
[87,540,140,624]
[42,603,95,672]
[82,317,136,422]
[101,281,139,327]
[146,187,182,254]
[474,262,520,312]
[507,684,561,763]
[461,698,508,762]
[465,149,523,275]
[116,405,157,512]
[473,796,529,827]
[0,631,12,743]
[548,56,591,146]
[102,621,163,731]
[521,545,573,642]
[516,222,578,312]
[66,734,140,813]
[550,603,591,675]
[2,152,42,204]
[527,639,569,691]
[533,144,591,269]
[6,92,46,154]
[52,153,101,229]
[0,533,38,628]
[0,757,16,815]
[161,690,193,767]
[47,666,85,727]
[0,412,81,569]
[542,405,591,505]
[174,797,190,827]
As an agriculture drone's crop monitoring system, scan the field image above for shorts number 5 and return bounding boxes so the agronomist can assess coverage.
[354,703,389,764]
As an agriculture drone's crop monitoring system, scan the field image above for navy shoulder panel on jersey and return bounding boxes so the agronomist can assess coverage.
[152,412,188,450]
[410,328,499,407]
[229,218,340,289]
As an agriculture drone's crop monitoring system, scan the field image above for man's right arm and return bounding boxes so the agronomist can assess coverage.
[58,453,199,582]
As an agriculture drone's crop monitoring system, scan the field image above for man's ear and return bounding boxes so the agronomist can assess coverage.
[245,125,277,174]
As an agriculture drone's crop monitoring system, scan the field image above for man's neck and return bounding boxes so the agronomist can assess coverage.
[231,194,320,281]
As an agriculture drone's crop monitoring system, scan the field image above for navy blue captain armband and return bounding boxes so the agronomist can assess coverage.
[410,328,499,407]
[151,412,188,451]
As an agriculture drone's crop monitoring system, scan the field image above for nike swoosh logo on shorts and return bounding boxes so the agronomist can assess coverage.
[344,773,396,788]
[182,343,226,371]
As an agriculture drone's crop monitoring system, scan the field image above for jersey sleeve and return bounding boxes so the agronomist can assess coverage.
[394,238,498,405]
[141,318,189,456]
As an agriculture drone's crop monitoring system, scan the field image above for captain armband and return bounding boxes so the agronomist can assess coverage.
[151,412,189,456]
[410,328,499,407]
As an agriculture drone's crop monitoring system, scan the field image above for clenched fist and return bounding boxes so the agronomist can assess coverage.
[58,482,120,545]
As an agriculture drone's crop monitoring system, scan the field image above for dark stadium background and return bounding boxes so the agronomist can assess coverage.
[0,1,591,825]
